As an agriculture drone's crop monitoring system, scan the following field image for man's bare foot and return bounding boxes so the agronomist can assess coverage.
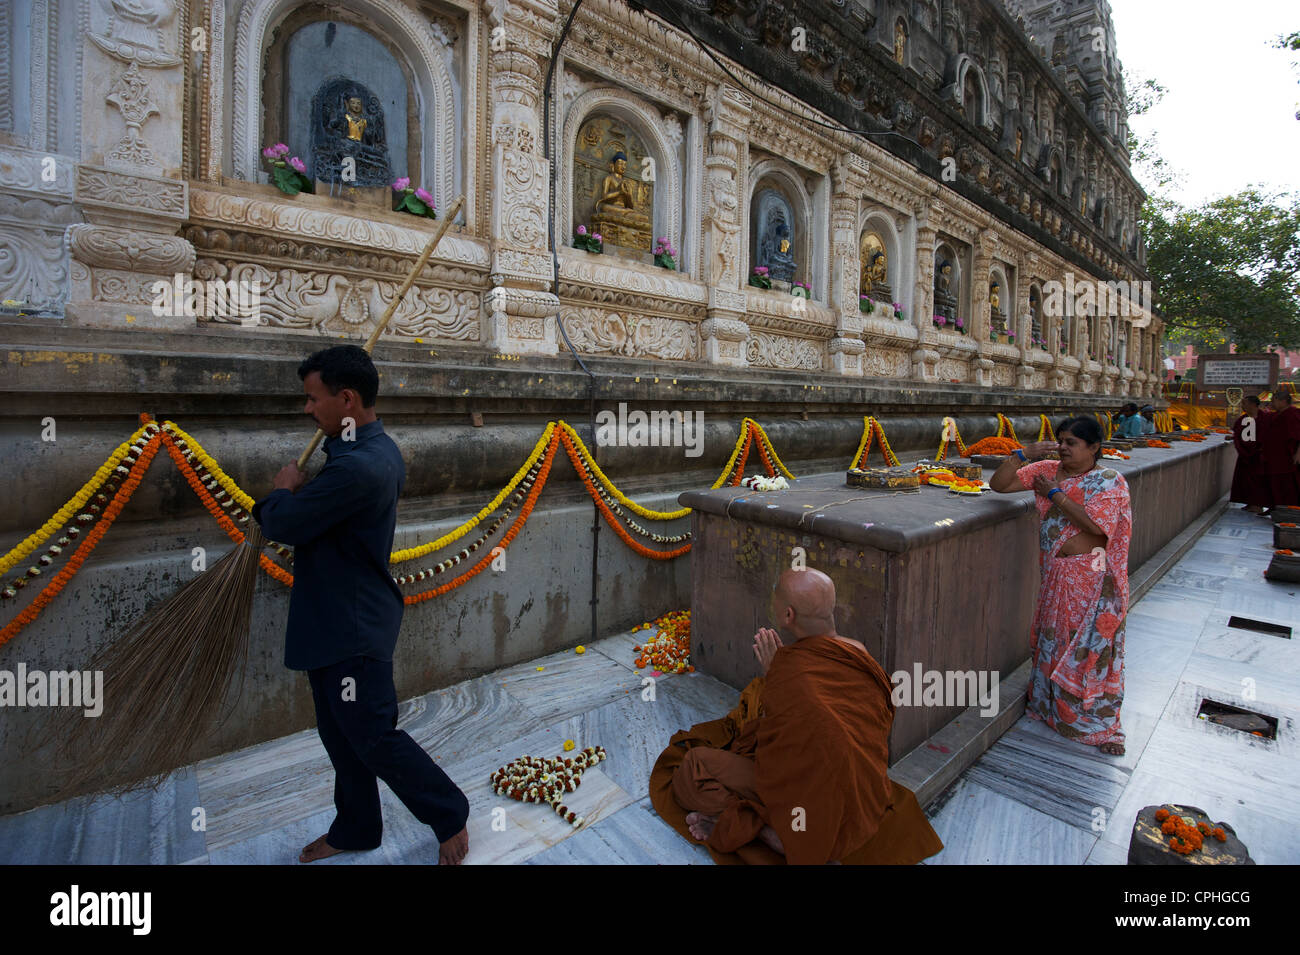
[439,826,469,865]
[299,834,345,863]
[1099,741,1125,756]
[757,824,785,855]
[685,811,717,842]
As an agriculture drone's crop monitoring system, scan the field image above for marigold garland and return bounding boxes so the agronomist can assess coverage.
[851,416,901,469]
[162,421,257,512]
[0,421,153,577]
[0,431,163,648]
[935,417,969,462]
[1037,414,1055,443]
[404,429,561,603]
[392,423,557,564]
[558,423,690,522]
[559,430,692,560]
[995,413,1020,443]
[965,436,1023,457]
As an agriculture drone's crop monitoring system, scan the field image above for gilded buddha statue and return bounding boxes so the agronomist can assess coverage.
[311,82,392,190]
[591,151,653,251]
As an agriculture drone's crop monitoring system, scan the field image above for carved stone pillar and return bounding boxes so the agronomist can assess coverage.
[700,84,752,368]
[911,218,939,381]
[68,0,193,329]
[0,146,80,314]
[485,44,557,355]
[971,229,997,386]
[829,154,870,376]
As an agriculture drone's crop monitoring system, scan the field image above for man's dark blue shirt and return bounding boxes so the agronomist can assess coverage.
[252,419,404,671]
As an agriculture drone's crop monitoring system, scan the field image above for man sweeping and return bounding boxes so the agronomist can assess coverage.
[253,345,470,865]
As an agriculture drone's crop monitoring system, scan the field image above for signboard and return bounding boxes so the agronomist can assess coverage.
[1196,353,1278,388]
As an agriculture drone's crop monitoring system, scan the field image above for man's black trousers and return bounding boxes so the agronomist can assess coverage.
[307,655,469,848]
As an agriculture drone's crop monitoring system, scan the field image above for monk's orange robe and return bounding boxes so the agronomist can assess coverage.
[649,635,943,865]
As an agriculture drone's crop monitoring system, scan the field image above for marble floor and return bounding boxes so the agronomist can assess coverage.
[926,506,1300,865]
[2,507,1295,865]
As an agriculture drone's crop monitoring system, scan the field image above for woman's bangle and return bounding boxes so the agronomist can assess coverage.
[1015,449,1027,462]
[1047,487,1062,501]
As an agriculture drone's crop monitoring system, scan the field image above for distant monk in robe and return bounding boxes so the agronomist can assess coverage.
[1261,390,1300,508]
[648,568,943,865]
[1229,396,1269,514]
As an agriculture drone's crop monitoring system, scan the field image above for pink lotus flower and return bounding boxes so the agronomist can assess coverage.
[576,225,587,236]
[754,266,770,275]
[592,233,602,242]
[288,156,306,174]
[415,187,434,205]
[392,177,411,191]
[262,146,278,160]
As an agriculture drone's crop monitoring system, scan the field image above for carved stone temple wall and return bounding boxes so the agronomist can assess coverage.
[1,0,1160,395]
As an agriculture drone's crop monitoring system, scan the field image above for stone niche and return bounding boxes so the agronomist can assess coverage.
[572,113,656,255]
[748,170,808,291]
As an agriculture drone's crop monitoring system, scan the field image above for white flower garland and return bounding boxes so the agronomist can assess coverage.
[489,746,608,828]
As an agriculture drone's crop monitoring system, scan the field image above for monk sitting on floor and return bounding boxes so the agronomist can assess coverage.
[648,568,944,865]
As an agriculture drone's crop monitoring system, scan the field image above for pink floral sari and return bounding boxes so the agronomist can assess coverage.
[1017,460,1132,746]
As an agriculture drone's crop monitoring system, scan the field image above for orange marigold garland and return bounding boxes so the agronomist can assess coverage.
[965,436,1023,457]
[405,429,561,604]
[0,432,163,647]
[560,430,692,560]
[1152,806,1228,856]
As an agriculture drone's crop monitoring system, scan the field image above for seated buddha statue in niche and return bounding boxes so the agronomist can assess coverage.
[591,151,652,251]
[759,215,798,284]
[311,82,392,188]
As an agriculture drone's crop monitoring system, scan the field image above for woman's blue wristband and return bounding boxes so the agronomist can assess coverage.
[1047,487,1062,500]
[1015,449,1027,461]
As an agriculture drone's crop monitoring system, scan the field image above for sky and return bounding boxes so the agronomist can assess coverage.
[1109,0,1300,207]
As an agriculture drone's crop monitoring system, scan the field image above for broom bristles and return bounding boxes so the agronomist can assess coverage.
[45,525,266,802]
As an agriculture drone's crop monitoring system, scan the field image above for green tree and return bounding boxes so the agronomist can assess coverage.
[1145,190,1300,352]
[1279,30,1300,120]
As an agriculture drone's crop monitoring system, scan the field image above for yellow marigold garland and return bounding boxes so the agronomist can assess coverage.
[391,422,557,564]
[748,419,796,480]
[850,416,901,468]
[995,413,1019,443]
[162,420,256,512]
[935,417,969,462]
[0,422,153,577]
[558,423,690,521]
[1037,414,1055,442]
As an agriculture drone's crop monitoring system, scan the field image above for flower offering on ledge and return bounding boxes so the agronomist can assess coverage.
[573,224,603,253]
[748,266,772,289]
[262,143,313,196]
[392,179,437,219]
[791,281,811,299]
[859,295,875,314]
[652,236,677,270]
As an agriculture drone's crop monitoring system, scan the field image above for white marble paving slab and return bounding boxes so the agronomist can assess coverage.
[527,798,713,865]
[925,778,1098,865]
[489,645,644,723]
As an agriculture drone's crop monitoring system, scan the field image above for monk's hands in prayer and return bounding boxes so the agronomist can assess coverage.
[273,462,307,493]
[753,628,783,674]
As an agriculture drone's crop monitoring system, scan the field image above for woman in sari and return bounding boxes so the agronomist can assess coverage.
[989,416,1132,755]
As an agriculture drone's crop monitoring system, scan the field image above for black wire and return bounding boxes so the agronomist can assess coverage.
[542,0,602,648]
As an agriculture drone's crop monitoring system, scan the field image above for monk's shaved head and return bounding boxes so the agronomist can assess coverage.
[771,568,838,639]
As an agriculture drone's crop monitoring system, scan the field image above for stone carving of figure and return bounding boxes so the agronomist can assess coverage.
[1014,128,1023,162]
[311,81,392,187]
[760,214,797,284]
[894,22,906,65]
[591,150,653,250]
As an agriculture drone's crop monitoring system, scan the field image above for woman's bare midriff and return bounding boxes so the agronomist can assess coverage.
[1058,529,1107,557]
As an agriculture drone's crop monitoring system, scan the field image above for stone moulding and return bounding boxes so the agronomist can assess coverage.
[75,165,188,221]
[188,189,488,269]
[67,224,196,274]
[557,307,699,361]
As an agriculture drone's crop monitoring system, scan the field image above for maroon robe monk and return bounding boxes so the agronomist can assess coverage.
[1230,397,1269,512]
[1261,392,1300,508]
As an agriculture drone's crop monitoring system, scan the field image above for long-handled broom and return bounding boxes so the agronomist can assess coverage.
[48,196,467,800]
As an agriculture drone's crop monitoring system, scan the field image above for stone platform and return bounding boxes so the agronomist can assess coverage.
[680,438,1233,761]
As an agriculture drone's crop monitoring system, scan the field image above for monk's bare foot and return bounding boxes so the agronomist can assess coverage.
[758,824,785,855]
[299,834,345,863]
[1099,741,1125,756]
[685,811,717,842]
[439,826,469,865]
